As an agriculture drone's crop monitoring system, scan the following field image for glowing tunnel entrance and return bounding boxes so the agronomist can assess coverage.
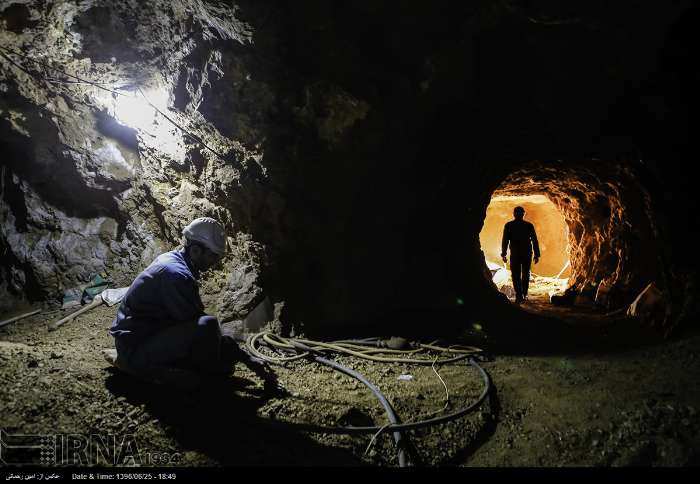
[480,194,571,302]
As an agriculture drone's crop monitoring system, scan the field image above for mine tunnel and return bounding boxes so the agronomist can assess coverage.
[478,160,662,312]
[480,192,571,301]
[1,0,699,469]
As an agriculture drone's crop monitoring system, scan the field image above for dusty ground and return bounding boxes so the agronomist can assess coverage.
[1,295,699,467]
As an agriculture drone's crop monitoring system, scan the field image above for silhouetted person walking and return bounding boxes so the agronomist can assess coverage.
[501,206,540,304]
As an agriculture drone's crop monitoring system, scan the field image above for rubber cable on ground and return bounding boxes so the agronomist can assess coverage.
[240,331,491,467]
[255,356,490,434]
[314,355,410,467]
[248,331,482,365]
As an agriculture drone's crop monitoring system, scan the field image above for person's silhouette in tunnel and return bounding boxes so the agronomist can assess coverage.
[501,206,540,304]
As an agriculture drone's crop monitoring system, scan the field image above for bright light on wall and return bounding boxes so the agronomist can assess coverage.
[95,84,185,162]
[113,87,169,132]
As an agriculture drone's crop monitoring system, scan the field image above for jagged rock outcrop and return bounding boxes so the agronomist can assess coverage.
[1,1,697,337]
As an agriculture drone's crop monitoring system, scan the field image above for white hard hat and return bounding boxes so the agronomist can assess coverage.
[182,217,226,256]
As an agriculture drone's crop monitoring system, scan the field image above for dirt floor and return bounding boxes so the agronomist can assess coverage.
[1,293,699,467]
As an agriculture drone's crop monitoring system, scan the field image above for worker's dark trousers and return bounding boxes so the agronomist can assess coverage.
[115,316,242,376]
[509,252,532,299]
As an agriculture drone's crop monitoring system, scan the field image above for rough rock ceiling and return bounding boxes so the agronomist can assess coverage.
[1,0,697,337]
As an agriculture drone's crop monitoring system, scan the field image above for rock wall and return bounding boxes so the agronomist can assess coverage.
[1,1,697,337]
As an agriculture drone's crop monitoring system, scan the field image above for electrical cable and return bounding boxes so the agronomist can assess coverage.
[314,355,409,467]
[365,422,392,457]
[249,331,482,365]
[0,45,230,163]
[253,355,491,434]
[363,355,451,459]
[418,342,483,354]
[265,334,423,355]
[431,356,450,413]
[135,86,228,161]
[241,331,491,467]
[332,337,382,344]
[0,45,126,96]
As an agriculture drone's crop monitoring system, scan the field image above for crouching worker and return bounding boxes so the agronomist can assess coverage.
[108,217,281,394]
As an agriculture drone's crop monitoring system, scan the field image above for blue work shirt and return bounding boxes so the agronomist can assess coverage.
[109,249,205,345]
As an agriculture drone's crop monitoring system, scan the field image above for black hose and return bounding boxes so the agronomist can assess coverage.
[251,338,492,466]
[315,356,410,467]
[287,340,409,466]
[258,357,491,435]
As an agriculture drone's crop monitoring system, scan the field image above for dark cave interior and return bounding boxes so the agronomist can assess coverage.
[1,0,699,468]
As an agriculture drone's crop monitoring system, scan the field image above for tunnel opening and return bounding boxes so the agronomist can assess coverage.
[477,160,666,325]
[480,193,571,304]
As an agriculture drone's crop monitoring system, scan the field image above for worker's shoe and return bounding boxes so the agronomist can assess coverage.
[514,296,524,305]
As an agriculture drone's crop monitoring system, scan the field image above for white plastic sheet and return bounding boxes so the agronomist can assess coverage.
[101,287,129,307]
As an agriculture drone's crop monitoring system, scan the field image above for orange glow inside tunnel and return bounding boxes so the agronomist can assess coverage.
[480,194,572,298]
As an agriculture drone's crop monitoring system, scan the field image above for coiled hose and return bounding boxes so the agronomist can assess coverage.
[246,332,491,467]
[315,355,409,467]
